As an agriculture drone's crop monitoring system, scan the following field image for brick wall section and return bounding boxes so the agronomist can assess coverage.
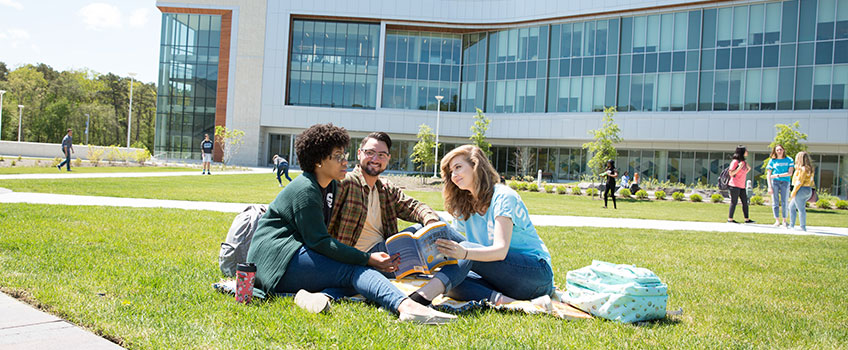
[157,7,232,163]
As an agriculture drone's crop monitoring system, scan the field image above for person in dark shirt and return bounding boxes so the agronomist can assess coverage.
[200,134,214,175]
[57,129,74,172]
[602,160,618,209]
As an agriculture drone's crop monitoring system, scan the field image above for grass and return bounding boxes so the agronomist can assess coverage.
[1,203,846,349]
[0,165,195,174]
[1,174,846,227]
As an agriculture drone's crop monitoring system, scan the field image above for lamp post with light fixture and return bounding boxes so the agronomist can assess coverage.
[433,95,443,178]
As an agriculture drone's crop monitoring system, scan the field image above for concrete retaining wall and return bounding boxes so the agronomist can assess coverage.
[0,141,145,160]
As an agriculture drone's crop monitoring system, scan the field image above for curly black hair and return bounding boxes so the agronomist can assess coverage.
[295,123,350,173]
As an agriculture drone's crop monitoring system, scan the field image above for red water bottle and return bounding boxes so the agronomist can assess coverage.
[235,263,256,304]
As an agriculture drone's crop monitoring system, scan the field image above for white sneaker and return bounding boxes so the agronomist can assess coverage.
[530,294,553,313]
[772,221,781,227]
[398,308,456,325]
[294,290,331,314]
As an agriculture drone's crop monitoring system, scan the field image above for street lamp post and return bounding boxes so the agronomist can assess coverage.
[17,105,24,142]
[433,95,444,178]
[85,113,90,145]
[0,90,6,140]
[127,72,137,149]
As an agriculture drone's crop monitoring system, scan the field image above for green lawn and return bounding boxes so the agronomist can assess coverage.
[1,174,845,227]
[1,203,846,349]
[0,165,196,174]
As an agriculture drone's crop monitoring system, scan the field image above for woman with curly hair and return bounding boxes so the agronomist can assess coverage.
[246,123,455,324]
[434,145,555,306]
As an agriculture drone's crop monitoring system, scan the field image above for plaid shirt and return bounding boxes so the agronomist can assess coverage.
[328,166,441,247]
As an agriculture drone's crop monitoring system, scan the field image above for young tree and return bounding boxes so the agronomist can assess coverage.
[215,125,245,166]
[512,146,535,178]
[411,124,437,175]
[469,108,492,157]
[761,121,808,171]
[582,106,622,177]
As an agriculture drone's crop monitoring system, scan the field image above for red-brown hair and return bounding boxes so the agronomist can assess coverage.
[440,145,500,220]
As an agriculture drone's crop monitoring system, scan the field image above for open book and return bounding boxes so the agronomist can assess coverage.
[385,222,461,279]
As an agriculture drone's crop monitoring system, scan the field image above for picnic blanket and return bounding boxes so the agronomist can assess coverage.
[213,277,591,320]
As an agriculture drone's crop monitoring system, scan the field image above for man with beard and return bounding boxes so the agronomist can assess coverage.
[325,132,470,306]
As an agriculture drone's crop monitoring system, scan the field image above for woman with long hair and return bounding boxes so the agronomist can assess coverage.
[435,145,555,305]
[766,144,794,227]
[727,145,754,224]
[246,123,455,324]
[602,160,619,209]
[787,151,815,231]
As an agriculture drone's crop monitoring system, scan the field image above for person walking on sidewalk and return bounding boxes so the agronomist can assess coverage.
[272,154,292,186]
[766,144,794,228]
[727,145,754,224]
[787,151,815,231]
[602,160,618,209]
[200,134,214,175]
[57,129,74,172]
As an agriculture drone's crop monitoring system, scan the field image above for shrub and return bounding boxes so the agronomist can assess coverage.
[556,185,568,194]
[635,189,649,199]
[528,183,539,192]
[816,199,832,209]
[17,155,22,161]
[74,158,82,167]
[0,156,4,162]
[586,187,599,196]
[88,146,104,167]
[619,188,632,198]
[508,181,519,190]
[750,195,765,206]
[711,193,724,203]
[522,175,534,182]
[52,157,61,167]
[134,149,151,165]
[517,182,528,191]
[835,200,848,210]
[672,192,685,201]
[689,193,703,202]
[11,160,16,166]
[571,186,582,195]
[106,145,119,164]
[544,184,553,193]
[654,190,666,200]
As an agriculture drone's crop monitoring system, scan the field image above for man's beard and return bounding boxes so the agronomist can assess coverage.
[361,162,385,176]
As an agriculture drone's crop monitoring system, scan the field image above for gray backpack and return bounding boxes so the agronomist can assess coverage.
[219,204,268,276]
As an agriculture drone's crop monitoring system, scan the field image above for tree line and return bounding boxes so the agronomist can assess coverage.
[0,62,156,151]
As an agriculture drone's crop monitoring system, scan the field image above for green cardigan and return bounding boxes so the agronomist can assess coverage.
[246,171,370,292]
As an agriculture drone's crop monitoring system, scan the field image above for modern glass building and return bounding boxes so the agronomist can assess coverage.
[156,0,848,196]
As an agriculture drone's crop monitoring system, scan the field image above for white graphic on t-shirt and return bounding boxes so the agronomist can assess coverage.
[326,193,334,209]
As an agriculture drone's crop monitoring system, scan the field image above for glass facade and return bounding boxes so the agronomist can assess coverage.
[155,13,222,159]
[382,31,461,111]
[288,20,380,108]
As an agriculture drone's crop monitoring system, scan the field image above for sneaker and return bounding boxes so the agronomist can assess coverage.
[772,221,781,227]
[783,222,789,229]
[294,290,331,314]
[530,294,553,313]
[57,165,62,171]
[727,219,738,224]
[744,219,756,224]
[398,309,456,325]
[202,171,206,175]
[207,172,211,175]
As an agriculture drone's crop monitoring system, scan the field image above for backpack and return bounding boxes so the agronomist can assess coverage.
[564,260,668,323]
[718,161,739,191]
[219,204,268,276]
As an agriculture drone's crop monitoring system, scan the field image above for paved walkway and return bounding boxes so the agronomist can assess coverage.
[1,169,846,349]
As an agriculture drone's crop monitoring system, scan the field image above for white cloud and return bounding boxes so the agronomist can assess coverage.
[0,28,31,48]
[0,0,24,10]
[128,8,151,28]
[78,3,123,30]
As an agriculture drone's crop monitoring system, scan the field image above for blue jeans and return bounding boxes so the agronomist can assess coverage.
[58,148,71,171]
[323,226,473,301]
[446,249,554,302]
[274,246,406,313]
[788,186,812,231]
[275,163,291,183]
[770,180,790,219]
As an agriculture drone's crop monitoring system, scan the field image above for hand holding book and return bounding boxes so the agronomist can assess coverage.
[436,238,467,260]
[367,251,401,273]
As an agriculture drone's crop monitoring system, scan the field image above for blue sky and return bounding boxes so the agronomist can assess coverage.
[0,0,161,84]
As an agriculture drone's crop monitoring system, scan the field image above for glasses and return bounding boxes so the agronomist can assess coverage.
[330,152,349,163]
[361,148,390,161]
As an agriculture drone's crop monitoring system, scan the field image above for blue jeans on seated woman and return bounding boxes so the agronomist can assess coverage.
[274,246,407,313]
[445,247,554,302]
[771,180,790,219]
[323,226,473,301]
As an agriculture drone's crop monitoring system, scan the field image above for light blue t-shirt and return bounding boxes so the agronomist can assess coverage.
[451,184,552,265]
[767,157,794,182]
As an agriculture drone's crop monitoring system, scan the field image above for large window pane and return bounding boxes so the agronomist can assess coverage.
[729,70,743,110]
[717,8,732,47]
[833,65,848,108]
[762,68,778,109]
[699,72,714,110]
[819,0,837,40]
[657,73,671,111]
[794,66,813,109]
[765,3,782,44]
[838,0,848,39]
[634,16,647,53]
[813,66,832,109]
[733,6,748,46]
[744,69,761,110]
[661,14,673,52]
[798,0,817,42]
[713,71,729,110]
[689,10,702,49]
[778,67,795,110]
[671,73,685,110]
[674,12,688,50]
[749,4,765,45]
[684,72,699,111]
[647,15,660,52]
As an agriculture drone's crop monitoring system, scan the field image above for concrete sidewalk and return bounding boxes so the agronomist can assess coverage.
[0,293,123,350]
[0,167,272,180]
[2,190,846,237]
